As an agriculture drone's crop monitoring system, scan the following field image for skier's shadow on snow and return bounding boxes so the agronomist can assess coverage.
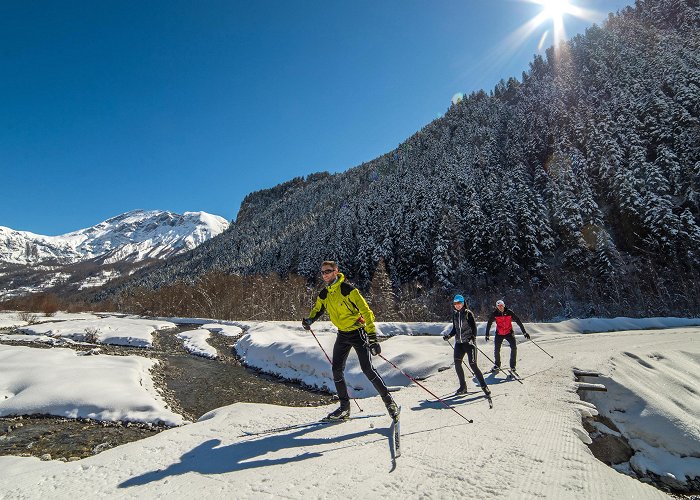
[412,392,487,411]
[411,375,511,412]
[484,372,515,384]
[118,424,385,488]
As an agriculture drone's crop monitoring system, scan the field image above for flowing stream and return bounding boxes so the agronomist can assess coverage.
[0,324,335,461]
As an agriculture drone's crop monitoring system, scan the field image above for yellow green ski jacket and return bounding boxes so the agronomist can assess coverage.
[306,273,377,341]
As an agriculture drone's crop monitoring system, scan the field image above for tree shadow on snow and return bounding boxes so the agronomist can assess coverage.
[118,424,385,488]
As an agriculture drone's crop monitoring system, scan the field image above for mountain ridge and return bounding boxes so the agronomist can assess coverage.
[0,209,229,266]
[0,209,229,299]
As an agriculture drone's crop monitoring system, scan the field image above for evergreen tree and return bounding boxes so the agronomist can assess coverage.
[369,258,398,321]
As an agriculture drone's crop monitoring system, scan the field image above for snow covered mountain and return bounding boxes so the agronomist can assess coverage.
[0,210,229,266]
[0,210,229,299]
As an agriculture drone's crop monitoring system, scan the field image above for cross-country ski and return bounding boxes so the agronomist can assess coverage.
[506,369,524,384]
[391,405,401,459]
[240,413,384,437]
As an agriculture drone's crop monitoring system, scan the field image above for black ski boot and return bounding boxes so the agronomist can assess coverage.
[386,402,400,421]
[323,404,350,421]
[383,395,400,422]
[483,386,493,408]
[454,386,468,395]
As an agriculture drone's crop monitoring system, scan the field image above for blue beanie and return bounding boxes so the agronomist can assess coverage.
[453,294,465,303]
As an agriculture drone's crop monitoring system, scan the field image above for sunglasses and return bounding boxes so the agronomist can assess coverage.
[320,269,336,275]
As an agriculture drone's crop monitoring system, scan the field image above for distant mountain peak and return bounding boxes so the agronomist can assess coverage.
[0,209,229,267]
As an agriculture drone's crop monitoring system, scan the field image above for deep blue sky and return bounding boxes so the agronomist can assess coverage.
[1,0,634,235]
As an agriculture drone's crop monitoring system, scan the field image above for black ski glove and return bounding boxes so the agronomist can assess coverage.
[369,342,381,356]
[442,334,450,341]
[468,334,476,343]
[301,318,312,331]
[485,334,490,342]
[524,332,531,340]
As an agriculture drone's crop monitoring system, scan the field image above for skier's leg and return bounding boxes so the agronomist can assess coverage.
[467,344,488,388]
[331,333,353,408]
[353,335,398,418]
[506,333,517,370]
[494,334,504,368]
[453,342,468,389]
[353,332,391,399]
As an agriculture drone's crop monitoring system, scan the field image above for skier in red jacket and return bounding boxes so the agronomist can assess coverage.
[484,299,529,374]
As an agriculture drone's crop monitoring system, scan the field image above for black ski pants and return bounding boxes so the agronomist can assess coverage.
[494,332,517,370]
[332,329,391,408]
[453,342,487,388]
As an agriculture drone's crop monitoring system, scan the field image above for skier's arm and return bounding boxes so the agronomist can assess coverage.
[484,313,495,340]
[349,289,377,341]
[307,297,326,323]
[467,312,478,341]
[510,310,529,338]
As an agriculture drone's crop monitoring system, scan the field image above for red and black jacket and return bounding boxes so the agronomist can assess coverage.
[484,307,526,337]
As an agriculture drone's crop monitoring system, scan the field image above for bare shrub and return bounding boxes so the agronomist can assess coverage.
[84,327,100,344]
[40,293,60,316]
[16,311,39,325]
[66,302,86,313]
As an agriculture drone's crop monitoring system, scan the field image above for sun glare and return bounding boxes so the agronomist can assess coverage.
[540,0,568,46]
[457,0,606,93]
[510,0,601,52]
[540,0,569,20]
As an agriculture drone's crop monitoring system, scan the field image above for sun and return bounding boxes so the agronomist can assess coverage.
[513,0,600,51]
[464,0,606,86]
[540,0,570,20]
[536,0,571,47]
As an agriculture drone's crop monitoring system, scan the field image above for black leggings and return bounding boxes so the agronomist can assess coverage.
[454,342,487,388]
[494,332,517,370]
[332,330,391,407]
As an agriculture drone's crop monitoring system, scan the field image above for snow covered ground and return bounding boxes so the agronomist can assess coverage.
[177,329,218,359]
[0,345,183,425]
[0,312,28,330]
[15,316,178,347]
[0,311,103,330]
[0,315,698,498]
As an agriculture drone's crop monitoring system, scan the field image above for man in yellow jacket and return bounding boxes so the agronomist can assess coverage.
[302,260,399,421]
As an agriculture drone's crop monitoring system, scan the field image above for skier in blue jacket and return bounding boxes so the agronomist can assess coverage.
[443,295,491,398]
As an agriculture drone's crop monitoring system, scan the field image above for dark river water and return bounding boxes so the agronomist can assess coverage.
[0,323,335,461]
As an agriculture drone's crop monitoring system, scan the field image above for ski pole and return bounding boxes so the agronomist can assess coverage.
[309,328,363,412]
[378,353,472,423]
[446,339,475,376]
[474,342,523,385]
[528,337,554,359]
